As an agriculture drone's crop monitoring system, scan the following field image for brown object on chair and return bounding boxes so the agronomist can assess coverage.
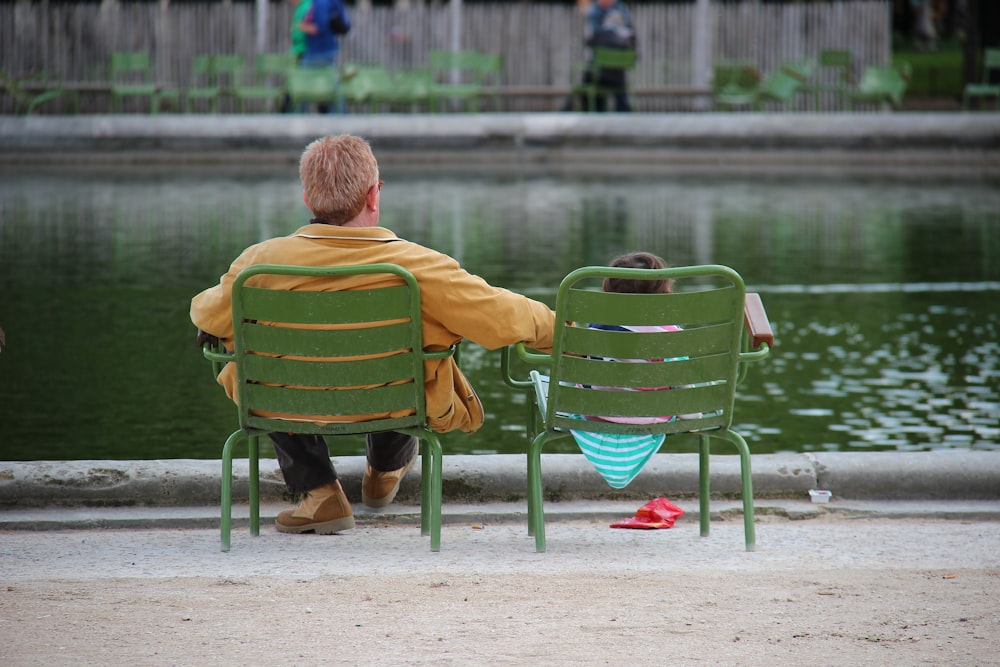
[744,293,774,349]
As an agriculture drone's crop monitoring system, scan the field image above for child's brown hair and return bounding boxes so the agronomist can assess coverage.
[603,252,673,294]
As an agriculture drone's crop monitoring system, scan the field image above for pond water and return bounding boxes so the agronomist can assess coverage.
[0,164,997,460]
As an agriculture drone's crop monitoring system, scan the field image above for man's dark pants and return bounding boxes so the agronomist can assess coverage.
[268,431,418,494]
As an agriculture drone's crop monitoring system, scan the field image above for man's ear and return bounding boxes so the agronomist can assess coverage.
[302,190,310,209]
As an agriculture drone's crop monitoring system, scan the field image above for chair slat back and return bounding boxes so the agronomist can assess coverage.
[546,264,746,436]
[981,48,1000,83]
[110,51,151,83]
[287,67,340,104]
[231,264,436,435]
[211,54,246,89]
[592,47,638,71]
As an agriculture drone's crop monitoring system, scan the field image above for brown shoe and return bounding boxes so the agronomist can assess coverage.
[362,451,419,508]
[275,480,355,534]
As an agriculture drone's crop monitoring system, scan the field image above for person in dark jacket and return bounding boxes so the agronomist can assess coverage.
[299,0,350,113]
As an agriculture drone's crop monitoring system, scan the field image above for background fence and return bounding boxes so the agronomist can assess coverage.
[0,0,890,112]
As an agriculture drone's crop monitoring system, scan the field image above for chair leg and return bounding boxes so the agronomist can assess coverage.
[220,429,246,552]
[698,434,711,538]
[419,432,443,552]
[248,434,260,537]
[524,395,539,537]
[419,439,431,536]
[527,432,546,551]
[730,430,756,552]
[712,429,757,552]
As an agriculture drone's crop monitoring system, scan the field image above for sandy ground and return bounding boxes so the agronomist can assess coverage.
[2,515,999,666]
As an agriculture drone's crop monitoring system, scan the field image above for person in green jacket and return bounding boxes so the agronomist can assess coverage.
[290,0,311,62]
[280,0,311,111]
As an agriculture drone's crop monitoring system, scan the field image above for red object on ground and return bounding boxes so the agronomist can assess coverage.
[610,498,685,529]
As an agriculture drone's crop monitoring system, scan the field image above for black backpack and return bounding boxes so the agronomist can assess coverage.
[330,10,350,36]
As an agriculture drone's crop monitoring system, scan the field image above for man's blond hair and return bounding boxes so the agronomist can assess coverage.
[299,135,379,225]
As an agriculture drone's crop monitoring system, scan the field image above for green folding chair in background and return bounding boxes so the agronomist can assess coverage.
[712,60,760,110]
[186,54,245,113]
[235,53,296,112]
[109,51,168,114]
[474,51,503,111]
[754,69,805,110]
[286,66,343,112]
[753,59,814,110]
[185,55,218,112]
[963,48,1000,111]
[211,54,246,113]
[848,62,911,111]
[0,66,78,115]
[202,263,457,552]
[428,49,485,112]
[810,48,853,110]
[503,264,773,553]
[571,47,638,112]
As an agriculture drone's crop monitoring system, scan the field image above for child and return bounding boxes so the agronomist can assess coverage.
[602,251,672,298]
[570,251,695,488]
[587,251,683,424]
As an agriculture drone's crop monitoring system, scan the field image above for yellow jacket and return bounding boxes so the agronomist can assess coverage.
[190,224,555,433]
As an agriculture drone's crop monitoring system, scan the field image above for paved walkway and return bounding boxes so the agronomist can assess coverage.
[3,504,999,579]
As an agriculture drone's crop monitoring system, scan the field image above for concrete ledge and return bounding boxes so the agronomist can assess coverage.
[1,113,998,171]
[2,451,997,510]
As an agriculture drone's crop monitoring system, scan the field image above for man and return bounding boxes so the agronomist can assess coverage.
[581,0,636,112]
[191,135,555,536]
[300,0,350,113]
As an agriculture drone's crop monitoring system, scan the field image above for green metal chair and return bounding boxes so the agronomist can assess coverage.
[235,53,296,113]
[810,49,853,110]
[428,49,486,112]
[339,64,385,111]
[712,60,761,111]
[963,48,1000,111]
[752,59,814,111]
[202,263,456,552]
[848,62,910,111]
[109,51,167,114]
[185,55,218,112]
[571,47,638,112]
[185,54,246,113]
[286,66,343,112]
[473,52,503,111]
[0,66,78,115]
[211,54,246,112]
[342,64,431,113]
[503,265,773,553]
[753,69,805,111]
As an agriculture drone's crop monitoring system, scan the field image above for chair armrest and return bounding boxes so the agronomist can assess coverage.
[515,341,552,365]
[201,340,234,379]
[744,293,774,350]
[424,342,459,362]
[500,343,551,390]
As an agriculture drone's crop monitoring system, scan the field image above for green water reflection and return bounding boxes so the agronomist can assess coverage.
[0,166,997,460]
